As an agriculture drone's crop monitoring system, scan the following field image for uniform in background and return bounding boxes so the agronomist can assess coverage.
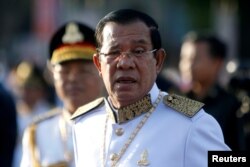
[21,21,103,167]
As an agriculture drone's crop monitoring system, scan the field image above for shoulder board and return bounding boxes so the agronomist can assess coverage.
[163,94,204,118]
[31,108,61,124]
[71,97,105,120]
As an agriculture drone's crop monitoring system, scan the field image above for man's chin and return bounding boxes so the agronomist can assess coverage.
[114,82,137,90]
[114,92,138,106]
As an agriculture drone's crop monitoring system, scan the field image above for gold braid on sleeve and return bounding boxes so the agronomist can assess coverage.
[27,124,41,167]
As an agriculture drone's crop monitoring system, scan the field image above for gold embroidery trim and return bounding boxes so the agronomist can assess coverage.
[51,45,96,64]
[164,94,204,117]
[102,91,163,167]
[116,95,152,124]
[28,124,41,167]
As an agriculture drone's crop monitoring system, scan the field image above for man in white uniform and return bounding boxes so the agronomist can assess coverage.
[21,21,104,167]
[71,9,230,167]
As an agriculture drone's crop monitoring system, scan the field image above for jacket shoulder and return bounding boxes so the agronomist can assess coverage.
[71,97,105,120]
[31,108,61,125]
[163,94,204,118]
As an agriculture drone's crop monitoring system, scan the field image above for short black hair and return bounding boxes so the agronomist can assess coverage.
[183,32,227,60]
[196,35,227,60]
[95,9,161,50]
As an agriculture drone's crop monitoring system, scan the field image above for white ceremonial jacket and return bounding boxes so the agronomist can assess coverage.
[72,83,230,167]
[21,109,75,167]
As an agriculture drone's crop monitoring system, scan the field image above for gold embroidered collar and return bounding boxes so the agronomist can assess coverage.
[106,95,153,124]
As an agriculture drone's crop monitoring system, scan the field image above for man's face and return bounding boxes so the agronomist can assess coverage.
[179,41,196,83]
[93,21,165,108]
[52,60,103,113]
[191,42,219,84]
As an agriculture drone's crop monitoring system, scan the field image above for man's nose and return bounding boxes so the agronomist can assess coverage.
[67,70,78,81]
[116,54,136,69]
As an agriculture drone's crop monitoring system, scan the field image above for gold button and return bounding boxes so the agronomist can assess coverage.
[167,95,173,101]
[115,128,124,136]
[110,153,118,161]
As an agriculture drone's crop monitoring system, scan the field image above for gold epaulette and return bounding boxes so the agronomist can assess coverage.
[31,108,61,125]
[163,94,204,118]
[71,97,105,120]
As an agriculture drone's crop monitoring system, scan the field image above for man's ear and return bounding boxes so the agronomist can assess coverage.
[155,48,166,74]
[46,60,53,72]
[93,53,102,77]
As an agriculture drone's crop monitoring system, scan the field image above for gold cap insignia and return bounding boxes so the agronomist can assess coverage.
[62,22,84,44]
[163,94,204,117]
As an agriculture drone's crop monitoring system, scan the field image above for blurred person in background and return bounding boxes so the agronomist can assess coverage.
[179,33,196,93]
[11,61,53,167]
[228,65,250,151]
[156,68,181,94]
[0,81,17,167]
[21,21,104,167]
[178,32,246,150]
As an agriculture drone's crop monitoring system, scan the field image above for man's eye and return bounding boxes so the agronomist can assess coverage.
[132,50,145,56]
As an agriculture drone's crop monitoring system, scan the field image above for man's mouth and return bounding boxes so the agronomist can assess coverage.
[116,77,136,84]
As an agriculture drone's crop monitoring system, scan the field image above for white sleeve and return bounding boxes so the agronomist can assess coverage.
[72,123,79,166]
[184,112,231,167]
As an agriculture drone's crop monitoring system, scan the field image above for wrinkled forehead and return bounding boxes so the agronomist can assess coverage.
[100,21,152,50]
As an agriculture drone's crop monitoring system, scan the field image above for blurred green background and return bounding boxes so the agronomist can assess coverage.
[0,0,248,84]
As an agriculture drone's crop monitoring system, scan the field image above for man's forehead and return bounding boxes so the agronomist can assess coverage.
[103,21,149,36]
[101,22,151,47]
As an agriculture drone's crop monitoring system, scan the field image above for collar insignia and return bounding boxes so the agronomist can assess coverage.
[107,95,152,124]
[62,22,84,44]
[163,94,204,117]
